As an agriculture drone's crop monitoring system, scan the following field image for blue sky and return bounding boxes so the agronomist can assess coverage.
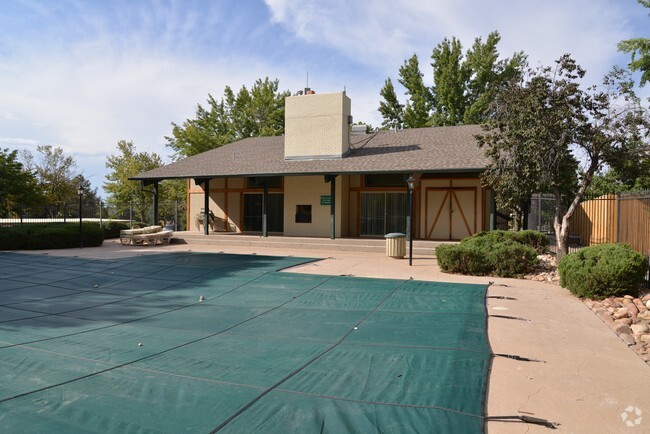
[1,0,648,198]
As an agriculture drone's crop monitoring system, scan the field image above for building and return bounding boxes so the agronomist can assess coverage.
[132,91,494,240]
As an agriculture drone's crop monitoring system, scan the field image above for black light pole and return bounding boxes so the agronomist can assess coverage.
[407,176,415,266]
[77,185,84,248]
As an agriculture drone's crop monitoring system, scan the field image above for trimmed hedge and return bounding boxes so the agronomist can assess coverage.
[436,230,541,277]
[558,243,648,299]
[0,223,104,250]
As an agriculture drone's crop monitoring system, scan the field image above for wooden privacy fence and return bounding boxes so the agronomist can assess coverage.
[569,191,650,256]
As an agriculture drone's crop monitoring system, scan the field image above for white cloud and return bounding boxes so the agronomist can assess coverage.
[0,137,39,146]
[264,0,636,81]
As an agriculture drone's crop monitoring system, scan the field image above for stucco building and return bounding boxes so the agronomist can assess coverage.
[133,91,494,241]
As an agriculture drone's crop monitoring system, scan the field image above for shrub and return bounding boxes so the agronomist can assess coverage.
[516,230,549,254]
[0,223,104,250]
[465,229,549,254]
[436,234,538,278]
[558,243,648,299]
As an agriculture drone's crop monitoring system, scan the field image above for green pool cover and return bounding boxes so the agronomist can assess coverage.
[0,251,490,433]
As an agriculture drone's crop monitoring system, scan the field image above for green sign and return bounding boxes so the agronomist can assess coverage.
[320,195,332,205]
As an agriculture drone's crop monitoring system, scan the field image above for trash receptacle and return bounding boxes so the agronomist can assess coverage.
[385,233,406,258]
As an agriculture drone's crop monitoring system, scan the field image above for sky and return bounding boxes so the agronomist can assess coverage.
[1,0,648,198]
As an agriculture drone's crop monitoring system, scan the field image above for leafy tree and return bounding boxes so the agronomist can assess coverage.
[398,54,433,128]
[0,148,42,208]
[587,154,650,196]
[431,37,469,126]
[166,77,290,159]
[618,0,650,86]
[378,32,525,129]
[462,33,526,124]
[477,55,649,258]
[104,140,175,222]
[19,145,82,206]
[166,94,233,160]
[378,78,404,129]
[74,174,101,208]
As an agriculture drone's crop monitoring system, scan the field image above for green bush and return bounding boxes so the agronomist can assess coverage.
[466,230,549,254]
[436,233,538,277]
[0,224,104,250]
[516,230,550,254]
[558,243,648,299]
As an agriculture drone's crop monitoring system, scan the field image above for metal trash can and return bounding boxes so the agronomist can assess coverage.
[385,233,406,258]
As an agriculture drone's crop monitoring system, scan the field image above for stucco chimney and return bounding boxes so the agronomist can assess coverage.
[284,91,351,160]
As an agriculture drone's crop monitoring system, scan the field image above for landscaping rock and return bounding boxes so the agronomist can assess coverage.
[626,302,640,317]
[614,323,632,335]
[620,333,636,346]
[631,323,650,335]
[617,317,633,326]
[584,291,650,365]
[613,308,630,319]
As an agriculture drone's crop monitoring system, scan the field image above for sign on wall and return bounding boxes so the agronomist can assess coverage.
[320,195,332,205]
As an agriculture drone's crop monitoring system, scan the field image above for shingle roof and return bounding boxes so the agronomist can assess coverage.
[132,124,488,180]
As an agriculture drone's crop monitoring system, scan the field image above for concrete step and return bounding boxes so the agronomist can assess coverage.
[171,232,451,256]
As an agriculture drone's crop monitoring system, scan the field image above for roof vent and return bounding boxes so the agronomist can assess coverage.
[351,124,369,135]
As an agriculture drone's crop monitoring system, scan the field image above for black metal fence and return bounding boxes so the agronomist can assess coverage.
[0,200,187,231]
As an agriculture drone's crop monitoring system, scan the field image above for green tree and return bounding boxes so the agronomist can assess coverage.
[104,140,175,222]
[463,32,526,124]
[398,54,433,128]
[379,32,524,129]
[166,77,290,159]
[378,78,404,129]
[73,174,101,208]
[478,55,649,258]
[618,0,650,86]
[0,148,42,208]
[19,145,82,206]
[431,37,469,126]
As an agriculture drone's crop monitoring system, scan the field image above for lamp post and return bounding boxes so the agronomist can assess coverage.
[406,175,415,266]
[77,185,84,248]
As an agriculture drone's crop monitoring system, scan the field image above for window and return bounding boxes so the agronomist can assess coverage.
[364,174,406,187]
[246,176,283,188]
[295,205,312,223]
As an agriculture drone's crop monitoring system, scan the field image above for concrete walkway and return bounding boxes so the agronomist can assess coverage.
[14,240,650,433]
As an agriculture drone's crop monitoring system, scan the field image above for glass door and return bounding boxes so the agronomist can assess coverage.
[243,193,284,233]
[360,192,406,236]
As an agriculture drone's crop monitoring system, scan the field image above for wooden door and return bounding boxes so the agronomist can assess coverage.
[425,188,476,240]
